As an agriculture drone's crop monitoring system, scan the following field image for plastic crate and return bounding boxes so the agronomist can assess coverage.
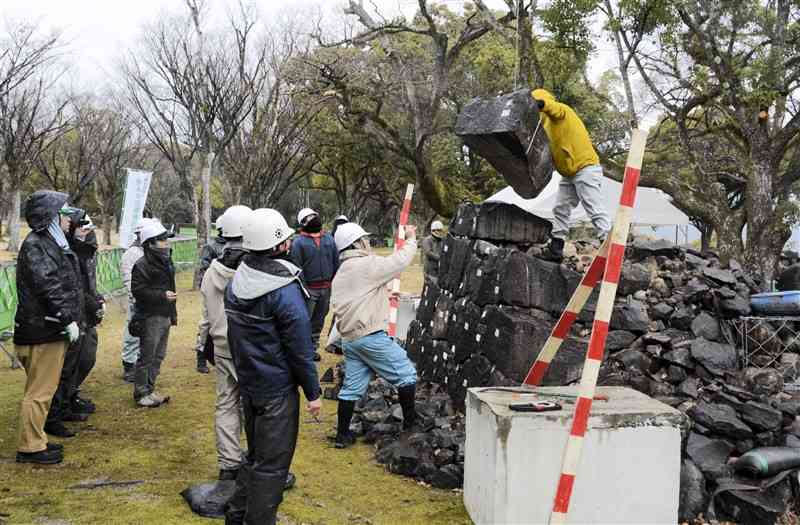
[750,291,800,315]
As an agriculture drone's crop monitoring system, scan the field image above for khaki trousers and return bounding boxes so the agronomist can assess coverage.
[216,353,244,470]
[16,340,68,453]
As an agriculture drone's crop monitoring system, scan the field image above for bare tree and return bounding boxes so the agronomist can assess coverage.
[310,1,515,217]
[0,21,61,99]
[0,78,68,251]
[121,2,268,285]
[221,22,319,208]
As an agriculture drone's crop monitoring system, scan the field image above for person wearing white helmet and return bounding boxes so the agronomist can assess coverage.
[198,205,254,480]
[331,214,349,237]
[224,208,321,525]
[130,219,177,408]
[421,220,446,285]
[119,217,152,382]
[330,222,419,449]
[194,215,229,374]
[290,207,339,361]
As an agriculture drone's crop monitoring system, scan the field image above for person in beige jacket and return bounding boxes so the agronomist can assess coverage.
[330,222,419,449]
[200,205,251,480]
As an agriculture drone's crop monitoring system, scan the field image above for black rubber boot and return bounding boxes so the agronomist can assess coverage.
[335,400,356,449]
[541,237,565,263]
[196,352,210,374]
[398,384,418,431]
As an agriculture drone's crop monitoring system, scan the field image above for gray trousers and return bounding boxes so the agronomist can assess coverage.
[133,315,171,400]
[121,300,140,365]
[305,287,331,350]
[552,165,611,240]
[216,353,244,470]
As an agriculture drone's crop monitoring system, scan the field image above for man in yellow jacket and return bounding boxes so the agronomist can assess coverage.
[532,89,611,261]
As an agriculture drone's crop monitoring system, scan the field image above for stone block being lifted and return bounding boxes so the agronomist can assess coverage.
[450,202,552,245]
[455,88,554,199]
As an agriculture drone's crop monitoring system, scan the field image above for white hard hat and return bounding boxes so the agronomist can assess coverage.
[242,208,293,251]
[220,205,252,238]
[431,220,444,231]
[297,208,317,225]
[133,217,153,234]
[140,219,167,244]
[334,222,370,252]
[334,214,349,224]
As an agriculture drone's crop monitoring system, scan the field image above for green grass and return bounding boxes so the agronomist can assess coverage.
[0,251,468,525]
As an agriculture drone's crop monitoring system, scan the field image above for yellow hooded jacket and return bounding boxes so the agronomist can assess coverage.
[531,89,600,178]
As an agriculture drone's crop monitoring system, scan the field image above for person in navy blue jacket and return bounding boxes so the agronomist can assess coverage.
[225,208,321,525]
[290,208,339,361]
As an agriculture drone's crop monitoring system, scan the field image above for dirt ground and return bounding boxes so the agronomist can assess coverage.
[0,251,471,525]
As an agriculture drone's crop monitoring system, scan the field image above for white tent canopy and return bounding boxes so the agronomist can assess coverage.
[486,174,690,226]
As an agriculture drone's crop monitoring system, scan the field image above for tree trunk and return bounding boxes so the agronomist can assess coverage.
[103,210,113,247]
[202,151,214,245]
[713,214,745,267]
[192,153,213,290]
[7,188,22,253]
[699,224,712,253]
[744,143,784,289]
[605,0,638,129]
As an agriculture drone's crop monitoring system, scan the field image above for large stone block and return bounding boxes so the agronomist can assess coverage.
[438,236,472,292]
[497,250,585,315]
[455,89,553,199]
[449,202,552,245]
[478,306,587,384]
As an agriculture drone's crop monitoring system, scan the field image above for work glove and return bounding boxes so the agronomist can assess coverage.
[96,304,105,322]
[64,322,80,344]
[534,98,545,110]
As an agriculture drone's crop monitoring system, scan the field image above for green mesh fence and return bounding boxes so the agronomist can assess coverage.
[0,264,17,336]
[0,239,197,335]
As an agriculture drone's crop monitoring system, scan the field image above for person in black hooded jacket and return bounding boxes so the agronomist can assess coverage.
[14,190,83,465]
[65,211,105,415]
[130,219,177,408]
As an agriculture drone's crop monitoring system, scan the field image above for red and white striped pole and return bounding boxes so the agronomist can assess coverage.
[388,183,414,337]
[548,129,647,524]
[523,238,609,386]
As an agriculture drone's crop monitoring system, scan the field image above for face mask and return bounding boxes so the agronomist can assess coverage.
[303,216,322,233]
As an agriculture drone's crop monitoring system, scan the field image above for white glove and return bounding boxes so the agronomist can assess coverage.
[96,303,106,320]
[65,322,80,343]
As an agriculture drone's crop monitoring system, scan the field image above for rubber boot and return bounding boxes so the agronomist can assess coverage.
[398,384,418,431]
[541,237,565,263]
[335,400,356,449]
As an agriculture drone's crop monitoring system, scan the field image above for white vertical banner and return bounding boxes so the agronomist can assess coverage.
[118,169,153,248]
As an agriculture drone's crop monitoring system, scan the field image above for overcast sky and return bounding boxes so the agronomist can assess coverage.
[4,0,618,89]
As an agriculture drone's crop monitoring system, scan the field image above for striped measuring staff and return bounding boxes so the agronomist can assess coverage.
[523,237,610,386]
[543,129,647,524]
[388,183,415,337]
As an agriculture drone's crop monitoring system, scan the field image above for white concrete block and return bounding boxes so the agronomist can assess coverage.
[464,386,685,525]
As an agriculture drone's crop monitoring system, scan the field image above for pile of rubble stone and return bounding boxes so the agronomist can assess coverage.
[323,201,800,522]
[321,365,466,489]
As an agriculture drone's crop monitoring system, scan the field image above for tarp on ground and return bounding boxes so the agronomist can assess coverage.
[486,174,690,226]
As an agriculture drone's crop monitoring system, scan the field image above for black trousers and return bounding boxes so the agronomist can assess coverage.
[46,341,81,423]
[225,389,299,525]
[73,326,97,394]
